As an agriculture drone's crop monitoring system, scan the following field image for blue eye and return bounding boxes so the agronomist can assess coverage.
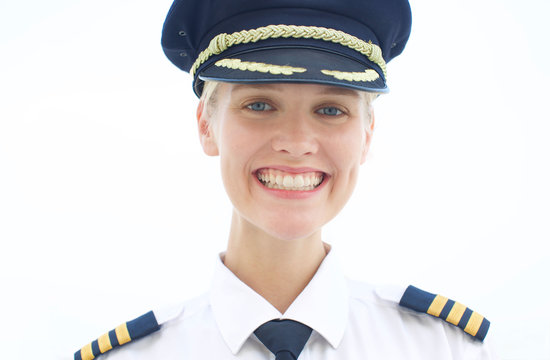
[317,107,343,116]
[247,102,273,111]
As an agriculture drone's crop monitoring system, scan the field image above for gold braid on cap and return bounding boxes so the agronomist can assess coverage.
[190,24,386,79]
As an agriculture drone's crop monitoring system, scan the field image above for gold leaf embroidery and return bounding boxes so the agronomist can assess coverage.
[321,69,380,82]
[215,58,306,75]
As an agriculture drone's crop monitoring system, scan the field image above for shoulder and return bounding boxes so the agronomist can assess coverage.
[347,280,493,343]
[344,281,499,358]
[397,285,491,341]
[74,293,210,360]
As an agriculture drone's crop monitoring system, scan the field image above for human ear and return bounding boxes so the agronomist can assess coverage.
[196,99,219,156]
[360,109,375,164]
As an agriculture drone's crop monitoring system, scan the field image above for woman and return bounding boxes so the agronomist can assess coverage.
[75,0,498,358]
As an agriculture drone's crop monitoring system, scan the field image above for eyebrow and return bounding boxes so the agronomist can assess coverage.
[231,83,285,93]
[230,82,360,98]
[316,86,360,98]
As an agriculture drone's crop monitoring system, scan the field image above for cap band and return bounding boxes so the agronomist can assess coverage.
[191,24,387,78]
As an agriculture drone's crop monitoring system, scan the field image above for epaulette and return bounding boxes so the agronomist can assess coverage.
[399,285,490,342]
[74,311,160,360]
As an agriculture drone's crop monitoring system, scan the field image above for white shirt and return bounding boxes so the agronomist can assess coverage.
[97,249,499,359]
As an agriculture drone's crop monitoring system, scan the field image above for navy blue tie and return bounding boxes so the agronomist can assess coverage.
[254,319,313,360]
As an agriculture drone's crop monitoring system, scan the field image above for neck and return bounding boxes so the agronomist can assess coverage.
[223,210,328,314]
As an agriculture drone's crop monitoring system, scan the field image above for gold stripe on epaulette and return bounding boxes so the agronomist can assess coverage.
[98,332,112,353]
[446,302,467,326]
[80,343,94,360]
[464,311,485,336]
[191,25,387,78]
[321,69,380,82]
[427,294,448,317]
[215,58,306,75]
[115,323,131,345]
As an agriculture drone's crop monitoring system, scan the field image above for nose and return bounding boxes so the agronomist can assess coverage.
[271,116,319,157]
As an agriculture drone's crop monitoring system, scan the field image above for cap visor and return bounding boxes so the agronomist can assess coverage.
[197,48,387,94]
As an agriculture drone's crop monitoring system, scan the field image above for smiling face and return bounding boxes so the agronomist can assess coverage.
[197,82,374,242]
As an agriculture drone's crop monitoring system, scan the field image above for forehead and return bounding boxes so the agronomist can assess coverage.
[223,82,362,98]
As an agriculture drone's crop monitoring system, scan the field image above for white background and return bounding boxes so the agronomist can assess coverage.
[0,0,548,359]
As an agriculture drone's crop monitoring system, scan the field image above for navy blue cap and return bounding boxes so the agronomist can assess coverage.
[161,0,412,96]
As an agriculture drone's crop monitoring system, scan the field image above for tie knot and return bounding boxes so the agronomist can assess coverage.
[254,319,313,360]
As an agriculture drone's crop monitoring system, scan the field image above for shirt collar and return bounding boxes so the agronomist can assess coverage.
[209,246,349,355]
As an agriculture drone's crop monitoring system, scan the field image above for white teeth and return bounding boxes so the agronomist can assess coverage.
[263,182,316,191]
[283,175,293,187]
[257,169,324,191]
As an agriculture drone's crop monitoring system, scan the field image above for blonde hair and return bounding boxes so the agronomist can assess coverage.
[200,80,378,126]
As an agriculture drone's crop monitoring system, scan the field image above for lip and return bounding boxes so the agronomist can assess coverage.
[254,165,327,174]
[252,165,330,199]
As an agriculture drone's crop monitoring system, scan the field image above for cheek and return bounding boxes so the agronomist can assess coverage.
[328,127,366,167]
[217,114,248,154]
[217,117,265,181]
